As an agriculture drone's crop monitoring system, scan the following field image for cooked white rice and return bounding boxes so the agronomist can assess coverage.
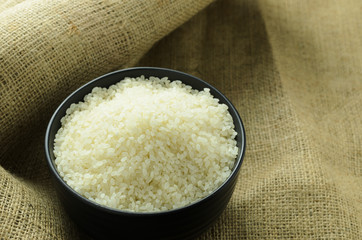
[54,76,238,212]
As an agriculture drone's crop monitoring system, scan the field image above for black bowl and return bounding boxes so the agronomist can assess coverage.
[45,67,246,240]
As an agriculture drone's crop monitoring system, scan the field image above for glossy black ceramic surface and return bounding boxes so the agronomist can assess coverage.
[45,67,246,240]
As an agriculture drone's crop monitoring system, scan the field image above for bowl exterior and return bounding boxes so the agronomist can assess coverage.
[45,67,246,239]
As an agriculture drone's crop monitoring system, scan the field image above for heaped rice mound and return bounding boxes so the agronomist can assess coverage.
[54,76,238,212]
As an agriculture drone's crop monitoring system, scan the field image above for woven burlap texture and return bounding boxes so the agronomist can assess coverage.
[1,0,361,239]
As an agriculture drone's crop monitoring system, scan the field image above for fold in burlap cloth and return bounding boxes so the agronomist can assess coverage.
[0,0,361,239]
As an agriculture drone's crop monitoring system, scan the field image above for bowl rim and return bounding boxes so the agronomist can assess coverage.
[45,67,246,216]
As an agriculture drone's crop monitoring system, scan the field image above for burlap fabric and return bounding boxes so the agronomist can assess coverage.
[0,0,361,239]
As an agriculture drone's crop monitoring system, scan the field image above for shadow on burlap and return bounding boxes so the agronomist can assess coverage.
[1,0,361,239]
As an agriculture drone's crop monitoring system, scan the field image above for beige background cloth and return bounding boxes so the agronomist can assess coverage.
[0,0,361,239]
